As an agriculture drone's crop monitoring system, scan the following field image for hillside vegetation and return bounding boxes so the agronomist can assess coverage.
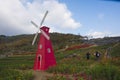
[0,33,119,55]
[0,33,120,80]
[0,33,83,55]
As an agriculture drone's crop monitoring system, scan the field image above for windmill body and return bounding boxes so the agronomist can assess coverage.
[31,11,56,71]
[33,26,56,71]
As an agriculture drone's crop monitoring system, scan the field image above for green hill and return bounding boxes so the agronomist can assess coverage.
[0,33,120,80]
[0,33,83,55]
[0,33,120,55]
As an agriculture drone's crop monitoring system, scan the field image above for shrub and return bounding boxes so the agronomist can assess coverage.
[0,69,33,80]
[88,64,120,80]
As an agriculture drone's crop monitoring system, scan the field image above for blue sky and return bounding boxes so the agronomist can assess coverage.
[59,0,120,37]
[0,0,120,38]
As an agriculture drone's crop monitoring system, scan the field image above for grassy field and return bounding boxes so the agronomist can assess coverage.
[47,42,120,80]
[0,55,34,80]
[0,42,120,80]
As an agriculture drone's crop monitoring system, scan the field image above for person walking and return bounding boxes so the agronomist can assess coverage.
[95,51,100,60]
[86,52,90,60]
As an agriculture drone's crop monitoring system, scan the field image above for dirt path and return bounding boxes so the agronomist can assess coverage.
[33,71,92,80]
[33,71,53,80]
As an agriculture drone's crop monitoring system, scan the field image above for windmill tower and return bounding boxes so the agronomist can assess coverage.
[31,11,56,71]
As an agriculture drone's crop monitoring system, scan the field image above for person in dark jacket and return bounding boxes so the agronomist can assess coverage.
[86,52,90,60]
[95,51,100,60]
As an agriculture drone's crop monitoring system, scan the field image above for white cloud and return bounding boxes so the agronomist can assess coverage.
[86,30,111,38]
[0,0,81,35]
[0,0,34,35]
[109,33,120,37]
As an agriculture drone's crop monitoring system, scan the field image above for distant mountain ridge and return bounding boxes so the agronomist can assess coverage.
[87,36,120,45]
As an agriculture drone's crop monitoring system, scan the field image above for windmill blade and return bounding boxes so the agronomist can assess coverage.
[31,10,49,45]
[40,10,48,26]
[32,29,39,45]
[31,21,39,28]
[31,21,39,45]
[39,10,49,40]
[40,29,50,40]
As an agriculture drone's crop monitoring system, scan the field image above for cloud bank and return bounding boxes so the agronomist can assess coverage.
[0,0,81,35]
[87,30,111,39]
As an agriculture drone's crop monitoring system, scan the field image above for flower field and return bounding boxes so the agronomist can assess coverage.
[47,43,120,80]
[0,42,120,80]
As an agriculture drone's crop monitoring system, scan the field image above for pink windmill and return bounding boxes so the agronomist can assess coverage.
[31,11,56,71]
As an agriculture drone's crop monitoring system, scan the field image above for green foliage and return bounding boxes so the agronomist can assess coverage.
[0,34,120,80]
[88,64,120,80]
[47,74,67,80]
[48,49,94,74]
[0,33,83,54]
[0,69,33,80]
[47,42,120,80]
[50,33,83,50]
[0,56,34,69]
[110,43,120,57]
[0,55,34,80]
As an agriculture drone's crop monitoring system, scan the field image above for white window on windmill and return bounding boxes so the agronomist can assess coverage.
[39,44,42,49]
[47,48,51,53]
[46,28,48,31]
